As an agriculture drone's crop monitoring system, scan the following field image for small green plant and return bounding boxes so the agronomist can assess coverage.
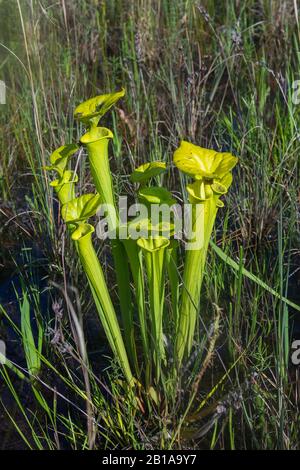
[45,89,238,395]
[18,286,43,377]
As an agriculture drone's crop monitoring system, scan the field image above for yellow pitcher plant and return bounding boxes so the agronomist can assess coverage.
[45,89,238,392]
[173,141,238,366]
[75,89,137,370]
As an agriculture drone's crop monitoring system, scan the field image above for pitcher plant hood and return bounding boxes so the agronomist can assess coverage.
[138,186,176,207]
[130,161,167,184]
[61,193,102,225]
[48,144,79,174]
[74,88,125,127]
[173,140,238,180]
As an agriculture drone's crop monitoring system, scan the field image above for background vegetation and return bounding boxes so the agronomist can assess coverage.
[0,0,299,449]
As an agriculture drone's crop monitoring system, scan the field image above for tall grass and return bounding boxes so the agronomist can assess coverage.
[0,0,299,449]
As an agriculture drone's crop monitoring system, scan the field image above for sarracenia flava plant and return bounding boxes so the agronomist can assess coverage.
[45,89,238,391]
[173,141,238,367]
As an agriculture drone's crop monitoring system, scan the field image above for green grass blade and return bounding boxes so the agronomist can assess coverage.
[210,241,300,312]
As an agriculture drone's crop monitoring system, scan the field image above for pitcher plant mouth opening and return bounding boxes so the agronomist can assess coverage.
[74,88,125,127]
[80,126,114,144]
[71,223,94,241]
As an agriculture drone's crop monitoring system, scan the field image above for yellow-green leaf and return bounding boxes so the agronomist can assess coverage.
[61,193,102,223]
[74,88,125,126]
[173,140,238,179]
[49,144,79,172]
[138,187,176,206]
[130,161,167,184]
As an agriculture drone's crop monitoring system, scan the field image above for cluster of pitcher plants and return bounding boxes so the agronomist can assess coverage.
[45,89,238,392]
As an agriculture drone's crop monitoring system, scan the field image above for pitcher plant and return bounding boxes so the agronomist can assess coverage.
[45,89,238,395]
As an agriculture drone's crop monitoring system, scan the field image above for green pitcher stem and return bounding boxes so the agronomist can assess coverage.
[123,239,151,386]
[73,224,134,385]
[176,198,218,367]
[81,127,134,369]
[55,183,75,205]
[144,247,167,384]
[112,238,138,372]
[166,240,180,331]
[51,170,78,206]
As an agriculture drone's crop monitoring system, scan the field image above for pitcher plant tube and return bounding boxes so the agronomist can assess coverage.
[173,141,238,366]
[76,90,135,371]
